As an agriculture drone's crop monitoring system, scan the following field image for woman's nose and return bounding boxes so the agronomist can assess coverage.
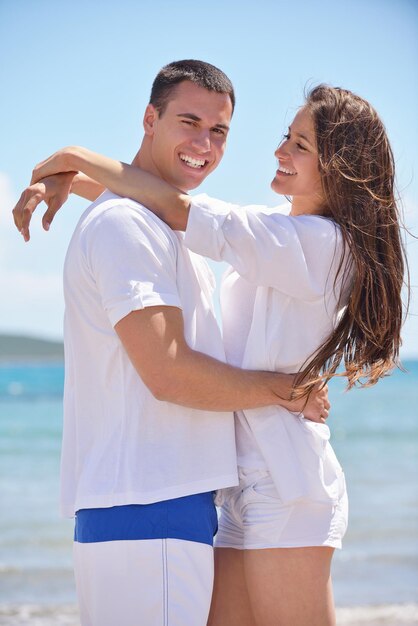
[275,142,287,159]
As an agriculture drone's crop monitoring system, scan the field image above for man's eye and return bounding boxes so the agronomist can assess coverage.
[212,128,225,136]
[283,133,291,140]
[182,120,195,126]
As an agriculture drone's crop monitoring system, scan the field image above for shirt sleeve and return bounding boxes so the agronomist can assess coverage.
[82,202,181,327]
[184,194,345,301]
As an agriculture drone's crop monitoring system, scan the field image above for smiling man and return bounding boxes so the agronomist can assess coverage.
[13,60,329,626]
[61,62,240,626]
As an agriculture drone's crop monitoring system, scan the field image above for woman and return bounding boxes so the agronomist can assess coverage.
[14,85,406,625]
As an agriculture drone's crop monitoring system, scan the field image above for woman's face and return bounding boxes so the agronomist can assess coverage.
[271,106,325,215]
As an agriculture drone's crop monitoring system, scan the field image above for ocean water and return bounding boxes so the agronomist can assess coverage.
[0,361,417,625]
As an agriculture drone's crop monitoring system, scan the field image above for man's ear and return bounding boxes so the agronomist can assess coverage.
[143,104,159,136]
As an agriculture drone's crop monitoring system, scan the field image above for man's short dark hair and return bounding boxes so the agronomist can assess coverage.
[150,59,235,116]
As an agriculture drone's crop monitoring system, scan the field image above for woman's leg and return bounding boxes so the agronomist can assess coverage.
[207,548,256,626]
[244,546,335,626]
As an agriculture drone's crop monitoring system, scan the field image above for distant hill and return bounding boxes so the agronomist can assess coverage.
[0,334,64,361]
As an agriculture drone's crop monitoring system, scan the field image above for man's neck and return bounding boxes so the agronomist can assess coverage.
[130,138,160,178]
[130,137,189,194]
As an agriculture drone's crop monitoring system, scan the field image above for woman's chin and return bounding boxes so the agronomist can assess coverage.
[271,177,284,194]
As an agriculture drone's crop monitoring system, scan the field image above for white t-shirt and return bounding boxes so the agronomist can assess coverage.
[185,195,351,505]
[60,192,237,518]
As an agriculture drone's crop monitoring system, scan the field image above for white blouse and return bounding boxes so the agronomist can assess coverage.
[185,195,352,505]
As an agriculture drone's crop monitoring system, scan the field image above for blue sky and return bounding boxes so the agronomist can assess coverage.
[1,0,417,356]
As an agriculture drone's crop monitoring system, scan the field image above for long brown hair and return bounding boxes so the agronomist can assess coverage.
[299,85,408,390]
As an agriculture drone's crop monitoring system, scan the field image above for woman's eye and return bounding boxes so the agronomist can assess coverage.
[283,133,291,140]
[297,143,307,151]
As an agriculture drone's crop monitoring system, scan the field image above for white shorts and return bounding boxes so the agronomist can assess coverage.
[74,538,213,626]
[215,467,348,550]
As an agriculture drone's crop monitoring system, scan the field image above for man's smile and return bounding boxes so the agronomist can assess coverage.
[179,153,208,169]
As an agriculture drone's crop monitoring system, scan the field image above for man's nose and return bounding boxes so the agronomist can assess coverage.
[191,130,211,152]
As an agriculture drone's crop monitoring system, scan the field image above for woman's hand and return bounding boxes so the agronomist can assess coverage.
[28,145,191,231]
[13,172,76,241]
[30,147,80,184]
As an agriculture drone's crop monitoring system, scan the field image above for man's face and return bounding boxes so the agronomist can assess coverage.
[143,81,233,191]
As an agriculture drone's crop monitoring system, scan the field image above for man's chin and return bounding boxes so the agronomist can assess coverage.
[184,180,206,192]
[174,174,210,193]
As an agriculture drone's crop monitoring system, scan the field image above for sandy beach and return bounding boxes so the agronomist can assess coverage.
[336,603,418,625]
[1,603,418,625]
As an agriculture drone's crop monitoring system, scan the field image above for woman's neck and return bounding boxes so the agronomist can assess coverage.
[290,195,325,217]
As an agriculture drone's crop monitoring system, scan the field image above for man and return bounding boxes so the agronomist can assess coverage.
[13,60,328,625]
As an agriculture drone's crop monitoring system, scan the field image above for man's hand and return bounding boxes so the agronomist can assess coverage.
[303,382,330,423]
[12,172,76,241]
[284,380,330,424]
